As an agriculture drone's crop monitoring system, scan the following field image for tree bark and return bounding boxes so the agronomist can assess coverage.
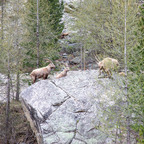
[16,71,20,101]
[1,0,4,41]
[83,46,86,70]
[37,0,40,68]
[5,54,10,144]
[124,0,130,143]
[80,45,83,70]
[80,0,83,70]
[16,0,20,101]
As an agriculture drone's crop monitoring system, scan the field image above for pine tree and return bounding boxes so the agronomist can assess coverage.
[15,0,24,101]
[0,0,5,69]
[36,0,40,68]
[23,0,64,69]
[0,0,27,142]
[128,3,144,143]
[70,0,141,143]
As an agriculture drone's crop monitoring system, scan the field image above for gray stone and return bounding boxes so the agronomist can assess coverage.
[87,63,99,69]
[73,51,80,57]
[0,73,31,102]
[20,70,123,144]
[69,56,81,64]
[62,53,68,58]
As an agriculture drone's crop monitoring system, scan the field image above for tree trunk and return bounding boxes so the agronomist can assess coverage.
[83,46,86,70]
[16,71,20,101]
[80,0,83,70]
[16,0,20,101]
[5,54,11,144]
[124,0,130,143]
[80,45,83,70]
[37,0,40,68]
[1,0,4,41]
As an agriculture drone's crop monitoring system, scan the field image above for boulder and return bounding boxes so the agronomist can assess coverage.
[0,73,30,102]
[20,70,122,144]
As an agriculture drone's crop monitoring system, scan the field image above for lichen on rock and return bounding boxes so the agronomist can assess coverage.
[20,70,123,144]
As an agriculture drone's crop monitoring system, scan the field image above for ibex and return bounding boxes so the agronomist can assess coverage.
[95,56,119,78]
[56,62,70,79]
[30,59,55,83]
[60,32,69,39]
[119,72,126,77]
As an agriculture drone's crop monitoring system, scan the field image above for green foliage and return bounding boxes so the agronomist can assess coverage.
[70,0,143,142]
[23,0,64,68]
[70,0,139,64]
[128,3,144,143]
[131,124,144,143]
[0,0,25,74]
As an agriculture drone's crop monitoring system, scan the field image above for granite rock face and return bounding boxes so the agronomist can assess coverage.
[20,70,122,144]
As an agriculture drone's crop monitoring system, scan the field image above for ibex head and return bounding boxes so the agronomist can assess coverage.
[45,59,56,69]
[48,63,55,69]
[55,62,70,79]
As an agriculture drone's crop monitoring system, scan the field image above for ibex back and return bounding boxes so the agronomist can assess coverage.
[30,60,55,83]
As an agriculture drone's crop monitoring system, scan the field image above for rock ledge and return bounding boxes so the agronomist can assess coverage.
[20,70,121,144]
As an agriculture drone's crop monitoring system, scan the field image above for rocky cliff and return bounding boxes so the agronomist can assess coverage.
[20,70,122,144]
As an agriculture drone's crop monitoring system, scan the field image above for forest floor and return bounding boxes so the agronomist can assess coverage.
[0,100,37,144]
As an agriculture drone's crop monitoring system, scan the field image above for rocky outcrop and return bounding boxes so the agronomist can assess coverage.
[0,73,30,102]
[20,70,122,144]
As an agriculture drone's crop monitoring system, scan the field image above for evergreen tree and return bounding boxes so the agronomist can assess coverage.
[0,0,27,142]
[70,0,142,143]
[36,0,40,68]
[23,0,64,69]
[128,3,144,143]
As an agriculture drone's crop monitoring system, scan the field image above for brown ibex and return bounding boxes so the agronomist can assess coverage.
[60,32,69,39]
[119,72,126,77]
[30,59,55,83]
[95,56,119,78]
[56,62,70,79]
